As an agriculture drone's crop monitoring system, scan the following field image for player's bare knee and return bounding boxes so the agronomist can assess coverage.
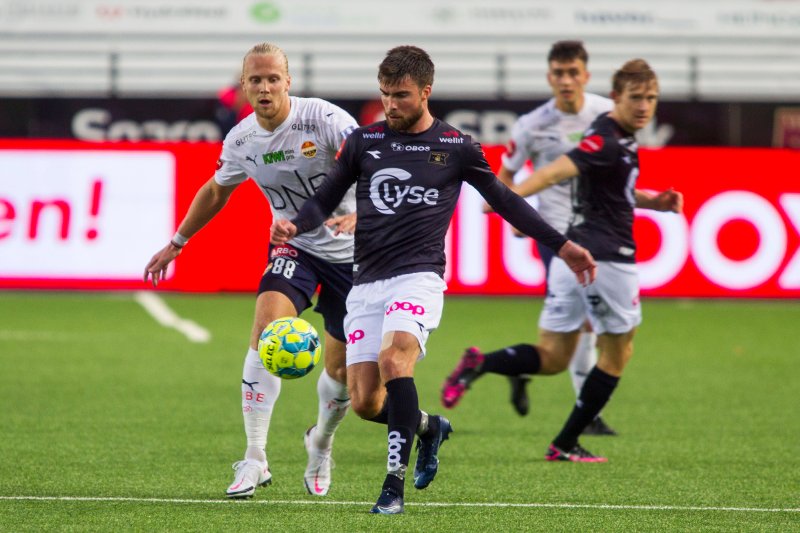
[349,393,383,420]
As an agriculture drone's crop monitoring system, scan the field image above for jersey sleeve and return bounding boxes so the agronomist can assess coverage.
[565,131,618,178]
[213,134,248,186]
[320,101,358,153]
[500,118,531,172]
[462,141,567,253]
[292,135,359,234]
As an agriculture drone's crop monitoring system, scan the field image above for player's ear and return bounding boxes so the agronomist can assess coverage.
[421,84,432,101]
[285,74,292,92]
[610,90,620,103]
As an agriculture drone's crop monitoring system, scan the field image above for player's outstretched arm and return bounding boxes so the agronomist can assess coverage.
[635,188,683,213]
[143,178,236,287]
[557,240,597,286]
[271,219,298,245]
[511,154,578,198]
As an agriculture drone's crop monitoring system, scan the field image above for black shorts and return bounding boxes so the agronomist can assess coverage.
[258,243,353,342]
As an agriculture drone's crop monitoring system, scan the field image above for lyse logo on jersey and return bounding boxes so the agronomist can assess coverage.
[347,329,365,344]
[386,301,425,316]
[368,168,439,215]
[578,134,604,153]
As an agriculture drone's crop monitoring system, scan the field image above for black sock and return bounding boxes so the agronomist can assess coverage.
[383,377,419,496]
[481,344,541,376]
[553,366,619,450]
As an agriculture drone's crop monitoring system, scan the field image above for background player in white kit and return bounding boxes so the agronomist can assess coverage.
[144,43,357,498]
[442,41,616,435]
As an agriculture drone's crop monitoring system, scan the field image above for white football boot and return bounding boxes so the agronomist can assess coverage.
[303,426,334,496]
[225,460,272,499]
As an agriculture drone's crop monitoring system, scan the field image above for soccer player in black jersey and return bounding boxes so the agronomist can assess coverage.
[443,59,682,463]
[271,46,596,514]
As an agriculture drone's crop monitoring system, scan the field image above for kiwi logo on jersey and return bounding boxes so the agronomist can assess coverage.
[262,149,295,164]
[301,141,317,158]
[568,131,584,143]
[369,168,439,215]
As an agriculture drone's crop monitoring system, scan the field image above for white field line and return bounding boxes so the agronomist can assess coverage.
[0,331,101,341]
[0,496,797,514]
[133,292,211,343]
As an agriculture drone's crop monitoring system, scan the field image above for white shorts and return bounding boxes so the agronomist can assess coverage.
[539,258,642,335]
[344,272,447,366]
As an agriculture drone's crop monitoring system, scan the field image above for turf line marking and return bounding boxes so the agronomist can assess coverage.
[1,496,797,513]
[133,292,211,343]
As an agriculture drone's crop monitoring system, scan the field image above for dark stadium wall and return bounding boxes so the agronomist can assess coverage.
[0,98,797,148]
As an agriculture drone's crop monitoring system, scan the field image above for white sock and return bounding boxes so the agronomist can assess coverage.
[569,331,597,398]
[241,347,281,465]
[312,368,350,451]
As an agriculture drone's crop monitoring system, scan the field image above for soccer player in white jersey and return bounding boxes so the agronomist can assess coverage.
[271,45,596,514]
[442,41,616,435]
[144,43,358,498]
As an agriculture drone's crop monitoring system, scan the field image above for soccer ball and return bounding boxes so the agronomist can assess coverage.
[258,317,321,379]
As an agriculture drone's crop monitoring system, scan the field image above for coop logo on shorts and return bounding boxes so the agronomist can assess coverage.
[301,141,317,158]
[369,168,439,215]
[386,301,426,316]
[387,430,407,471]
[347,329,365,344]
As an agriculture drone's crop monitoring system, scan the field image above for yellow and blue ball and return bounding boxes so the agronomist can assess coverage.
[258,317,321,379]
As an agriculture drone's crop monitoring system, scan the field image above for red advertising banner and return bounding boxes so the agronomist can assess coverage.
[2,140,799,298]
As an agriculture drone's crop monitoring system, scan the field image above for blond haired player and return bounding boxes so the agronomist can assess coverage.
[145,43,357,498]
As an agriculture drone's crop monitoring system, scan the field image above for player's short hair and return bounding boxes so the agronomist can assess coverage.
[547,40,589,64]
[243,42,289,75]
[612,59,658,94]
[378,45,434,89]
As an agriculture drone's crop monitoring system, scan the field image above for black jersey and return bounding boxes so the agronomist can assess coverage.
[292,118,567,285]
[565,112,639,264]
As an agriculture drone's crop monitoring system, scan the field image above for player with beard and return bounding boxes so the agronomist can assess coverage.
[271,45,597,514]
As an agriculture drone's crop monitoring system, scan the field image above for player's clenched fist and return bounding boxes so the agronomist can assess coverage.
[270,219,298,244]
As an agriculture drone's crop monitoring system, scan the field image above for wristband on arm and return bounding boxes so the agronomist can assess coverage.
[170,232,189,249]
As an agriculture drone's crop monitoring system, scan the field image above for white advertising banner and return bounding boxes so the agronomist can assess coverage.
[1,0,799,38]
[0,151,174,279]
